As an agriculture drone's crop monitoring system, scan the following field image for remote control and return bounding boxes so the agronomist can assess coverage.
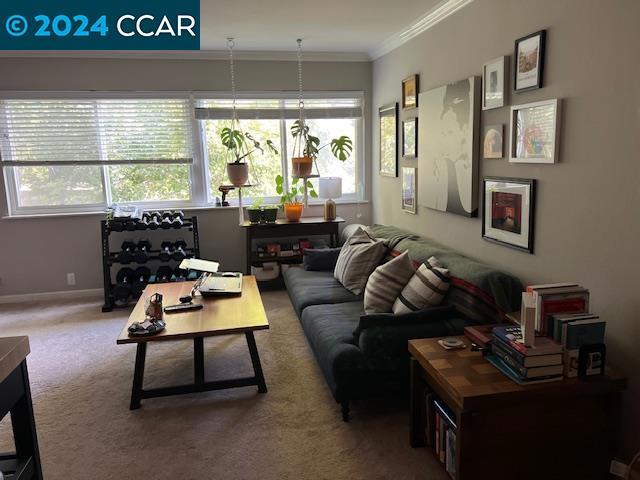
[164,303,203,313]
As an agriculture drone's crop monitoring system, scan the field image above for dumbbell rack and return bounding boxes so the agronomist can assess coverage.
[101,216,200,312]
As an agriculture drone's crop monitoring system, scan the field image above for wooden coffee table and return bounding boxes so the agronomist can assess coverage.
[117,276,269,409]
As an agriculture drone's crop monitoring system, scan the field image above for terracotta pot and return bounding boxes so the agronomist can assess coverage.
[284,203,303,222]
[291,156,313,177]
[227,163,249,187]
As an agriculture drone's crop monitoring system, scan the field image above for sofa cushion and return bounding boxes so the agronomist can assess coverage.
[300,302,366,398]
[334,227,386,295]
[354,305,457,339]
[364,251,415,314]
[392,256,451,314]
[283,268,362,316]
[303,248,341,271]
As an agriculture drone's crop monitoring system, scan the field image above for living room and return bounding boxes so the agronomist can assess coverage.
[0,0,638,479]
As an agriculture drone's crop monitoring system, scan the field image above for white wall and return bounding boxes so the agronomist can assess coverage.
[371,0,639,457]
[0,57,372,296]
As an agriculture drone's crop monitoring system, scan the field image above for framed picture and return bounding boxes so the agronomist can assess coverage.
[509,98,561,164]
[482,56,508,110]
[482,177,536,253]
[402,167,416,213]
[402,74,419,110]
[418,76,481,217]
[483,124,504,159]
[379,103,398,177]
[402,118,417,157]
[514,30,546,92]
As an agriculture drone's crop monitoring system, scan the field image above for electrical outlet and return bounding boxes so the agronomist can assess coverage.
[66,273,76,286]
[610,459,628,478]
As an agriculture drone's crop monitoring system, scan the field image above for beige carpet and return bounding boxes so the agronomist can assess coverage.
[0,290,447,480]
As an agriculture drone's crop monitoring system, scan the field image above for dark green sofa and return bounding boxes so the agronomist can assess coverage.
[283,224,523,421]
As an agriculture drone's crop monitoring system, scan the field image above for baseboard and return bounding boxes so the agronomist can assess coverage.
[0,288,103,305]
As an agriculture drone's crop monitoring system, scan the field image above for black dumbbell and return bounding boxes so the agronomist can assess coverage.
[155,266,174,283]
[172,210,185,228]
[159,241,174,261]
[125,218,139,231]
[161,211,173,229]
[131,266,151,297]
[109,220,125,232]
[117,241,136,264]
[174,266,187,281]
[133,240,152,263]
[173,240,187,261]
[146,211,161,230]
[113,267,135,305]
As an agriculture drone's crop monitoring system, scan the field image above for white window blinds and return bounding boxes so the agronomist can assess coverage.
[194,96,363,120]
[0,98,194,166]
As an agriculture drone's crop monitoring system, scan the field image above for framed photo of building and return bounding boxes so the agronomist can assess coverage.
[482,177,536,253]
[402,74,419,110]
[402,117,417,158]
[402,167,416,213]
[509,99,561,164]
[482,56,508,110]
[514,30,546,92]
[379,103,398,177]
[483,124,504,159]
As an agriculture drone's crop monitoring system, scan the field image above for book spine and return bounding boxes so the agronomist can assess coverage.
[492,342,527,376]
[492,337,526,365]
[435,413,440,457]
[493,330,528,355]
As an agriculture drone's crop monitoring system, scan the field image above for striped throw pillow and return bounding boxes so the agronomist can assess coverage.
[334,227,386,295]
[364,251,416,314]
[392,256,451,314]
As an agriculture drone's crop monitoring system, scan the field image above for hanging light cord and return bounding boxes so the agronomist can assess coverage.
[297,38,305,125]
[227,37,237,125]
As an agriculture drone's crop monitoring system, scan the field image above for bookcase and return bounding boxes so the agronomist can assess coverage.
[409,337,626,480]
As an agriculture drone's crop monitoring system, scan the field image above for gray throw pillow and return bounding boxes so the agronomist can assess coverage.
[334,227,386,295]
[392,256,451,314]
[364,251,416,314]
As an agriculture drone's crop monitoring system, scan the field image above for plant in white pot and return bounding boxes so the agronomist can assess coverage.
[223,127,278,187]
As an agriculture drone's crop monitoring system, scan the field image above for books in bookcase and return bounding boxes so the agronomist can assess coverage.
[429,397,457,475]
[526,283,590,335]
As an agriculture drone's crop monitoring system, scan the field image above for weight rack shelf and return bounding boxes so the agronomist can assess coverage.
[101,216,200,312]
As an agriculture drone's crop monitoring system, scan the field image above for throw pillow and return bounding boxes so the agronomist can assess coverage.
[303,248,342,271]
[364,251,415,314]
[392,256,451,314]
[334,227,386,295]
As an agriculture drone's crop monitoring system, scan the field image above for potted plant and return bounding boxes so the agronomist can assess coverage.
[275,174,317,222]
[222,127,278,187]
[290,120,354,177]
[246,198,278,224]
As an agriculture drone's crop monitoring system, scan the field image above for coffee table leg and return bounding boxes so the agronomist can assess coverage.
[194,337,205,386]
[245,332,267,393]
[130,342,147,410]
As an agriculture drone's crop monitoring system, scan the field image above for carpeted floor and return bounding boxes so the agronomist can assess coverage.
[0,290,447,480]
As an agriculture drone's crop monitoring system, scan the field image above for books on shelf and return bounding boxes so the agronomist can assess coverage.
[526,283,590,335]
[428,397,457,476]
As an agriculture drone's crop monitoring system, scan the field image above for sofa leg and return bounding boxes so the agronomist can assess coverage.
[341,399,350,422]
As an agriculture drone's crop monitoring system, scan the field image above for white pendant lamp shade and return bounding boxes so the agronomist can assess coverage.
[319,177,342,200]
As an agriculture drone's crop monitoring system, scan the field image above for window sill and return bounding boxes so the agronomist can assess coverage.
[2,200,370,220]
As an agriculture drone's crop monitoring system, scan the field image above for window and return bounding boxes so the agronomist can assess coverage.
[0,92,365,216]
[196,94,364,204]
[1,96,194,215]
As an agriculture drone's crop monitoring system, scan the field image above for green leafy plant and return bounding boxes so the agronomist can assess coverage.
[275,174,318,206]
[290,120,353,161]
[221,127,279,164]
[250,197,264,209]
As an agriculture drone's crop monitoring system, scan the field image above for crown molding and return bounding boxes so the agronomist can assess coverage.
[0,49,370,62]
[369,0,474,60]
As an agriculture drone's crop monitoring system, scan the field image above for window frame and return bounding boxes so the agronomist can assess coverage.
[1,90,366,216]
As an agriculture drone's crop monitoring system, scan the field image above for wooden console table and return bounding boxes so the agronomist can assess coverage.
[241,216,344,274]
[0,337,43,480]
[409,336,626,480]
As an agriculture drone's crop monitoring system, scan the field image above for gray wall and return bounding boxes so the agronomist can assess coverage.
[372,0,639,456]
[0,57,372,296]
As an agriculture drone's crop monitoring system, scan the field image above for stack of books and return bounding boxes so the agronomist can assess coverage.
[488,325,564,385]
[549,313,606,377]
[525,282,590,335]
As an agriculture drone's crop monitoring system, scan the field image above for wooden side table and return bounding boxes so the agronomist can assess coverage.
[409,336,626,480]
[241,216,344,275]
[0,337,43,480]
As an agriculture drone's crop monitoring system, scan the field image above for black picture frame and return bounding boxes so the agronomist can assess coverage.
[402,117,418,158]
[514,30,546,92]
[482,176,536,254]
[379,103,398,177]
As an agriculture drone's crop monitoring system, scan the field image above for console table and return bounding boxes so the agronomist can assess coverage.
[409,336,626,480]
[241,216,344,275]
[0,337,43,480]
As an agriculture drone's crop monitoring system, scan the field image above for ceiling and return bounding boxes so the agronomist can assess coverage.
[200,0,443,54]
